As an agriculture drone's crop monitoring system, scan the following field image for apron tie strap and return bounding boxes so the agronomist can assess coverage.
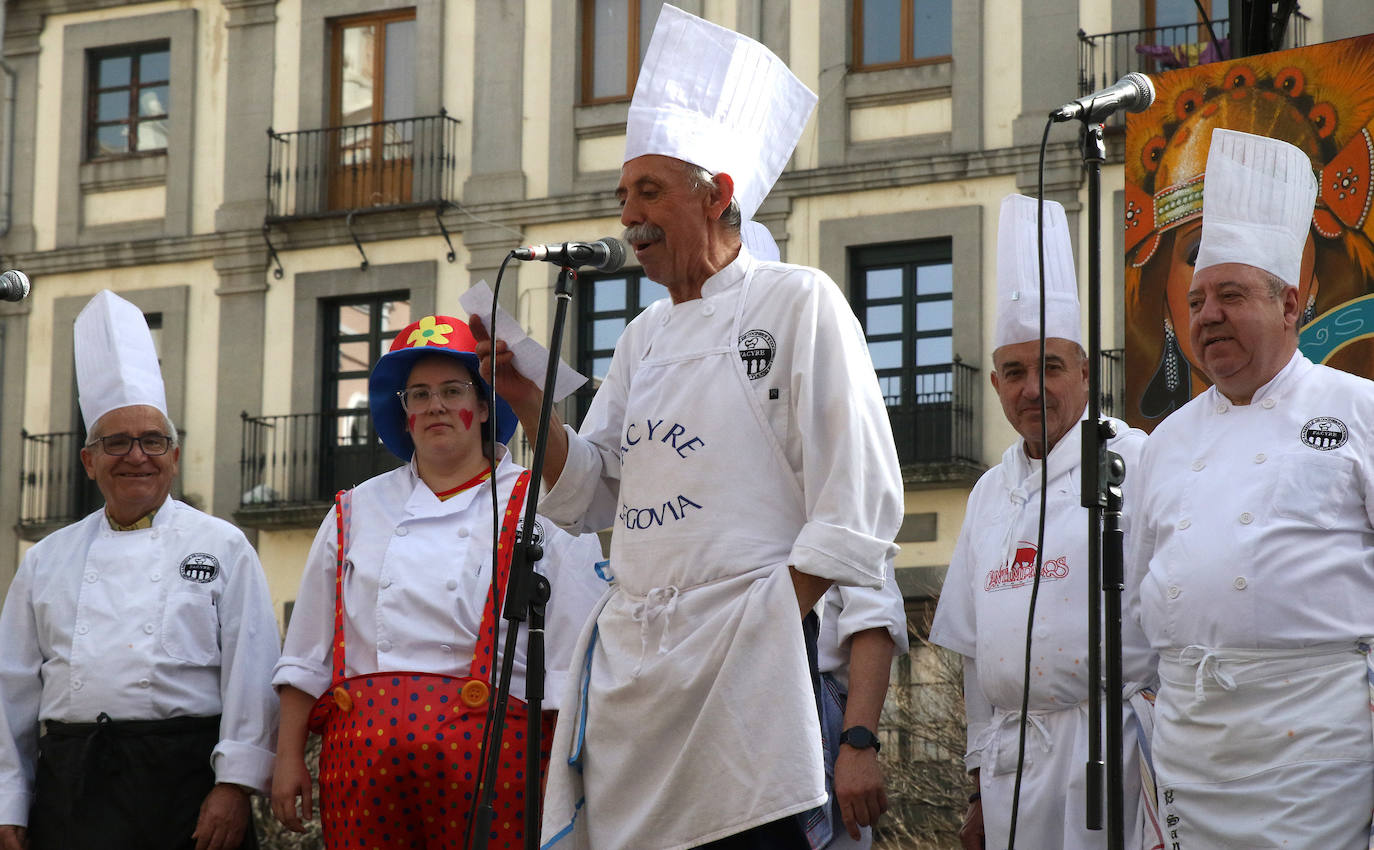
[1178,645,1238,705]
[629,585,680,676]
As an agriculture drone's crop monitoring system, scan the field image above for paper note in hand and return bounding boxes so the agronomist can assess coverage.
[459,281,589,403]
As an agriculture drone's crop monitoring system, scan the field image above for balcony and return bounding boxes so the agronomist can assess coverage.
[236,410,402,529]
[1099,348,1125,419]
[266,112,460,221]
[884,360,983,487]
[1077,14,1308,122]
[18,431,100,540]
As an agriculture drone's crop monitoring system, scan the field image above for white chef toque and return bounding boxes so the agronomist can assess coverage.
[1193,128,1317,290]
[624,4,817,229]
[74,289,167,433]
[994,194,1081,350]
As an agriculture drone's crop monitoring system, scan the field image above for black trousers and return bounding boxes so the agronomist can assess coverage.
[27,714,257,850]
[696,815,811,849]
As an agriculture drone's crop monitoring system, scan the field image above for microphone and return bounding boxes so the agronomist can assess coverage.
[514,238,626,271]
[1050,72,1155,123]
[0,269,29,302]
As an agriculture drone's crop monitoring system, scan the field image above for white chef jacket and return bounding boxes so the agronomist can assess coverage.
[817,574,909,690]
[0,497,280,825]
[815,578,909,850]
[1127,351,1374,848]
[272,450,608,710]
[930,415,1159,850]
[1128,351,1374,651]
[539,247,903,849]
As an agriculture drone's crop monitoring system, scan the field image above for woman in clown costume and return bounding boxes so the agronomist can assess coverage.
[269,315,606,848]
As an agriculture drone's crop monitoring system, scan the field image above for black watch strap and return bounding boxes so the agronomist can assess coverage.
[838,725,881,753]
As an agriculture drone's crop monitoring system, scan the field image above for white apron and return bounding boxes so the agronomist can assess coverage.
[1153,643,1374,849]
[541,266,826,850]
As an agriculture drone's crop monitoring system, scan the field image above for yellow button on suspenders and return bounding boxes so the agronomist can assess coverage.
[333,686,354,713]
[461,680,490,708]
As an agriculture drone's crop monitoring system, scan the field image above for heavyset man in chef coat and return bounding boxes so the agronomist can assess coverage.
[0,290,280,850]
[930,195,1161,850]
[473,7,903,849]
[1127,128,1374,848]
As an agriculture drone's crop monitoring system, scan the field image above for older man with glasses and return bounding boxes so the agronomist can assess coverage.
[0,290,280,850]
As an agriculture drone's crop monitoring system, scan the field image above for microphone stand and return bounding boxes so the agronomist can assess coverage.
[471,265,577,850]
[1077,119,1126,850]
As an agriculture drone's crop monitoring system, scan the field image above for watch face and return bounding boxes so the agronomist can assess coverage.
[842,726,879,751]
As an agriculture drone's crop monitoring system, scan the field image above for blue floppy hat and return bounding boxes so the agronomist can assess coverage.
[368,315,517,461]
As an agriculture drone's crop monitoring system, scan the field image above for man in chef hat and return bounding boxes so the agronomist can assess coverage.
[931,194,1160,850]
[0,290,279,850]
[473,6,902,848]
[1127,128,1374,847]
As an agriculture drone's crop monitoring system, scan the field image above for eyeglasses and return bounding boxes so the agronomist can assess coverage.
[398,381,477,412]
[87,433,175,457]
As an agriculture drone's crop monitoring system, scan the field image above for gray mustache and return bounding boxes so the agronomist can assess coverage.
[622,223,665,244]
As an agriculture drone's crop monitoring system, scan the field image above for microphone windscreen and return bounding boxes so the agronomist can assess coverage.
[598,237,627,272]
[0,269,30,302]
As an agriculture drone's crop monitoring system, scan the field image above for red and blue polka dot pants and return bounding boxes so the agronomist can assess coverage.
[317,674,556,849]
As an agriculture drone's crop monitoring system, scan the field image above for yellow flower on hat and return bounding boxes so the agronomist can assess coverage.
[406,316,453,347]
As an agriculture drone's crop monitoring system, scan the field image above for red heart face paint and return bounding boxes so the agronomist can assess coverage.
[407,413,417,432]
[459,409,474,430]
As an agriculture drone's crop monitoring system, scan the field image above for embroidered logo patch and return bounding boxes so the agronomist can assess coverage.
[1300,416,1348,451]
[737,329,776,380]
[179,553,220,583]
[517,518,545,548]
[984,542,1069,592]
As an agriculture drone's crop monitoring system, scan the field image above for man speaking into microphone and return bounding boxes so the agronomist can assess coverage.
[473,6,902,848]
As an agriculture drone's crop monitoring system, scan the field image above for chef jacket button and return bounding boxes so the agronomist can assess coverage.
[457,527,470,538]
[76,624,89,635]
[1215,403,1228,414]
[702,303,716,317]
[446,579,459,591]
[381,577,392,589]
[1239,511,1254,525]
[395,526,409,537]
[1035,627,1049,639]
[138,678,151,688]
[1233,576,1248,590]
[1261,398,1276,409]
[71,680,83,690]
[440,644,453,653]
[1254,453,1266,464]
[377,639,393,653]
[150,530,159,539]
[1167,585,1181,599]
[143,623,155,634]
[1177,519,1191,531]
[1191,459,1205,471]
[150,572,161,581]
[84,571,98,583]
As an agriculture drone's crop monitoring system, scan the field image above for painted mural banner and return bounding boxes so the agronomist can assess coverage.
[1124,34,1374,430]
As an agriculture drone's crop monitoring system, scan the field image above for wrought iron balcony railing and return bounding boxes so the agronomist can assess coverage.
[238,410,402,527]
[1077,14,1308,121]
[882,359,981,475]
[1099,348,1125,419]
[18,430,98,535]
[266,112,460,221]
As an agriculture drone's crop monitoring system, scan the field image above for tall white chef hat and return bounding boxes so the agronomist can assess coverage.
[624,4,817,223]
[74,289,167,433]
[1194,128,1317,290]
[994,194,1081,350]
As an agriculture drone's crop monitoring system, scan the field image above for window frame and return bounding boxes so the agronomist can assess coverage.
[573,268,666,425]
[328,8,418,129]
[580,0,659,106]
[852,0,953,72]
[319,290,410,421]
[85,40,172,162]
